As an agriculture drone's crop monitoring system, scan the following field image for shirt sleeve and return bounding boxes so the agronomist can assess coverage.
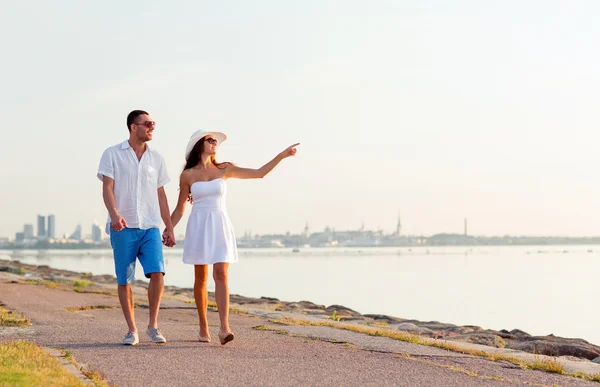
[97,148,114,181]
[157,155,170,188]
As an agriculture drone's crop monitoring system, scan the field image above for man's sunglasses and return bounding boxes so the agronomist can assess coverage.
[136,121,156,128]
[205,138,218,145]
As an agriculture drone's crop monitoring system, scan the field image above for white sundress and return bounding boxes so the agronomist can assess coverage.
[182,178,238,265]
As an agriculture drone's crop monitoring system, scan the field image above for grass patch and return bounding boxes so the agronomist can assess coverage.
[0,304,31,327]
[329,310,341,322]
[73,280,91,288]
[22,279,59,289]
[373,320,390,327]
[59,348,110,386]
[590,374,600,383]
[73,288,115,296]
[229,307,253,316]
[80,368,108,386]
[0,340,86,387]
[528,356,566,374]
[253,325,288,335]
[19,278,114,296]
[66,305,118,312]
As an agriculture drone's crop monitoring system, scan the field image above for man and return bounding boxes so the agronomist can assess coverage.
[97,110,176,345]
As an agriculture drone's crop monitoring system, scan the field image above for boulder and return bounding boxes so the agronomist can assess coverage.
[296,301,325,310]
[325,305,362,318]
[452,333,506,348]
[395,323,434,335]
[510,335,600,360]
[260,296,280,302]
[364,314,406,324]
[509,329,531,338]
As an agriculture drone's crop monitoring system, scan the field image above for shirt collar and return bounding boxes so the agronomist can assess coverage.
[120,140,150,151]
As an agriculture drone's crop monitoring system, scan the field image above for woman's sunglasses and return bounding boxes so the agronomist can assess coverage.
[205,138,218,145]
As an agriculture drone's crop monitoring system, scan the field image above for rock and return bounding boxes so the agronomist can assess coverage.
[286,303,304,310]
[395,323,434,335]
[509,329,531,338]
[260,296,280,302]
[592,356,600,364]
[560,356,590,362]
[494,330,516,340]
[452,333,506,348]
[229,294,279,305]
[0,266,25,275]
[364,314,406,324]
[412,321,482,335]
[510,335,600,360]
[325,305,362,318]
[296,301,325,309]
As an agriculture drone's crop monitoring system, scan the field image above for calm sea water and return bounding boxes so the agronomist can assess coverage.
[1,246,598,345]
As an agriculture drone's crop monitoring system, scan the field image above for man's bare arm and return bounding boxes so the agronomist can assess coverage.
[158,186,175,247]
[102,176,127,231]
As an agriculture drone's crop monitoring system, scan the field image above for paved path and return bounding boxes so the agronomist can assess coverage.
[0,279,597,386]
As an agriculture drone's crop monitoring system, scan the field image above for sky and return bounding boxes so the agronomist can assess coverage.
[2,0,600,239]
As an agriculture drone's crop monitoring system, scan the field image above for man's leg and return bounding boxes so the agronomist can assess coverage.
[147,272,164,329]
[118,283,137,332]
[138,228,166,342]
[110,228,139,342]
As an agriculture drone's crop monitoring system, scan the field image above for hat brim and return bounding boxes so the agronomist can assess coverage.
[185,132,227,160]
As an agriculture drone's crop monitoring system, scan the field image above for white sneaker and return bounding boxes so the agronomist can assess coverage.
[146,327,167,343]
[122,331,139,346]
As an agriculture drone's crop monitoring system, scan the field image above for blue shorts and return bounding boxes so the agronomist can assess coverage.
[109,228,165,285]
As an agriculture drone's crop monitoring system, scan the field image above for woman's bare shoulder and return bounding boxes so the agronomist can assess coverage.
[180,169,195,183]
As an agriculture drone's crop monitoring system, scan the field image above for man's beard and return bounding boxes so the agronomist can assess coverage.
[139,132,152,142]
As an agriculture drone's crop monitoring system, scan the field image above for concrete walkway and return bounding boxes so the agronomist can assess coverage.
[1,279,598,386]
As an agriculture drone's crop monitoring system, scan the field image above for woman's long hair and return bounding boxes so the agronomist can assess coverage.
[184,137,229,171]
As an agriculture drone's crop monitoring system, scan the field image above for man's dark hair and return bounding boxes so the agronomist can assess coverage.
[126,110,149,132]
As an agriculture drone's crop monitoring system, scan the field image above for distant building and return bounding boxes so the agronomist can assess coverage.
[16,232,25,242]
[37,215,46,238]
[91,220,102,242]
[23,224,34,240]
[47,215,56,239]
[69,224,82,241]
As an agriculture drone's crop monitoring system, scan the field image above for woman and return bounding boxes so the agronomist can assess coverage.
[168,129,299,345]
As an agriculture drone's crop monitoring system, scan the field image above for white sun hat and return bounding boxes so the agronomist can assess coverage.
[185,129,227,160]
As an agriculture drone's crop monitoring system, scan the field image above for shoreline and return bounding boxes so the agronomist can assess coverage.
[5,242,600,250]
[1,257,600,363]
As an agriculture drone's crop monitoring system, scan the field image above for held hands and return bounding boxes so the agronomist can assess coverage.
[280,143,300,159]
[111,215,128,232]
[162,228,176,248]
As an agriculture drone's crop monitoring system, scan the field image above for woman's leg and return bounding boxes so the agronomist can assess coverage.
[213,263,231,334]
[194,265,210,337]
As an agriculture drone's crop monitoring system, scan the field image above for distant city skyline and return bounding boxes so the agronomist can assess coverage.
[12,214,103,243]
[7,211,600,243]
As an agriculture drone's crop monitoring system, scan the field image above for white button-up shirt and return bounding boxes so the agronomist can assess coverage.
[97,140,170,234]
